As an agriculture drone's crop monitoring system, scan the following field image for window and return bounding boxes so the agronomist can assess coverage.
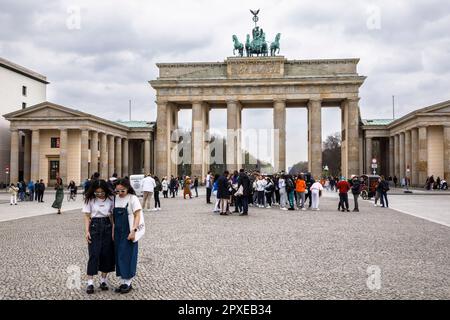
[22,86,27,96]
[49,160,59,180]
[51,137,60,148]
[88,139,91,150]
[22,102,26,109]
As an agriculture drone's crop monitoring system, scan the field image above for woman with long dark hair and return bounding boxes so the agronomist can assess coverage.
[52,177,64,214]
[113,178,143,294]
[82,179,115,294]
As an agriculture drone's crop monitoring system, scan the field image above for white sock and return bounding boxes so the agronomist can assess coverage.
[101,277,107,284]
[87,279,94,286]
[123,279,132,286]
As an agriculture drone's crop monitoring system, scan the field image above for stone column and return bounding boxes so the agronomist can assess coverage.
[90,131,99,176]
[23,131,31,182]
[144,138,151,174]
[191,101,208,178]
[411,128,419,186]
[128,140,134,175]
[122,138,129,177]
[31,129,40,183]
[404,130,412,183]
[399,132,405,180]
[389,136,394,178]
[394,134,400,178]
[10,129,20,183]
[203,106,211,179]
[115,137,122,177]
[100,133,108,179]
[226,100,239,172]
[155,100,169,178]
[59,129,68,185]
[108,135,115,177]
[444,126,450,181]
[341,98,360,177]
[274,99,287,173]
[366,137,373,174]
[418,126,428,185]
[80,129,89,183]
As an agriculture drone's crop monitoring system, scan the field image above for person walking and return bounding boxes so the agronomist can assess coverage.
[236,169,251,216]
[141,174,156,211]
[393,175,398,188]
[18,181,26,202]
[193,176,199,198]
[113,179,143,294]
[82,179,115,294]
[8,183,19,205]
[305,175,315,209]
[379,176,390,208]
[336,177,350,212]
[217,171,231,215]
[351,176,361,212]
[295,174,307,211]
[153,176,162,211]
[161,177,169,198]
[52,178,64,214]
[205,171,213,204]
[310,178,324,211]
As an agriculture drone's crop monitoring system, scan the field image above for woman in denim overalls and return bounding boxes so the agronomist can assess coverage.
[113,178,142,294]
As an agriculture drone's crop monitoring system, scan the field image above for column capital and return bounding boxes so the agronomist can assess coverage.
[346,97,360,102]
[308,98,322,103]
[273,98,286,104]
[226,99,239,105]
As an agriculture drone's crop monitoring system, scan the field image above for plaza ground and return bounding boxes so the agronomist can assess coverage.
[0,189,449,300]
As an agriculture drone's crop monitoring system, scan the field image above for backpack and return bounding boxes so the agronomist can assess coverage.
[155,181,162,192]
[285,179,294,192]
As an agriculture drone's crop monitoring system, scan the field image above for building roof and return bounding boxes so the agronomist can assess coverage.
[0,57,49,84]
[361,119,395,126]
[116,121,155,128]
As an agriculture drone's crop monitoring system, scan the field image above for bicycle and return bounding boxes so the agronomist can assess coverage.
[67,188,77,202]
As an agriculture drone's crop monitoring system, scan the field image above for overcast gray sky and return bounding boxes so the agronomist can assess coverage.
[1,0,449,168]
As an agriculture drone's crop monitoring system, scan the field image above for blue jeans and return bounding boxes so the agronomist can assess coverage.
[380,192,389,207]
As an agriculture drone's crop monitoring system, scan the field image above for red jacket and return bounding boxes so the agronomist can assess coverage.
[336,181,351,194]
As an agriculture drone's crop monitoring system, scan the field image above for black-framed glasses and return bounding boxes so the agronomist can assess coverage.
[115,189,127,194]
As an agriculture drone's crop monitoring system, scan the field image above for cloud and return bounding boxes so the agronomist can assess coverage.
[0,0,449,168]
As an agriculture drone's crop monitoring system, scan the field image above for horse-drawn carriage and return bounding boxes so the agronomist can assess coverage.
[360,175,380,200]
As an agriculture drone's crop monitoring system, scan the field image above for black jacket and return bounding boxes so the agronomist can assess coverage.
[217,176,230,199]
[237,173,251,196]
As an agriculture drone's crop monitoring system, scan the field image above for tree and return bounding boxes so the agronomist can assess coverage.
[322,132,341,176]
[289,161,309,176]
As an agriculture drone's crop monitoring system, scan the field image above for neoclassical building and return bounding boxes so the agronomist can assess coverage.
[3,102,155,186]
[362,100,450,185]
[151,56,366,179]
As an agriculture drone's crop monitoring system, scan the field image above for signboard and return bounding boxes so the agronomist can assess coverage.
[371,164,378,169]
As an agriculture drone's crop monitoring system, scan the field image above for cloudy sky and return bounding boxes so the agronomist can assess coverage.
[1,0,449,168]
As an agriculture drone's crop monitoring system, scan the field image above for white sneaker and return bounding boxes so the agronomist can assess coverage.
[374,204,378,207]
[266,206,271,209]
[152,208,158,211]
[281,207,288,211]
[301,208,306,211]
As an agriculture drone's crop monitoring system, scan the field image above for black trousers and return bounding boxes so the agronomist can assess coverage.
[38,191,44,202]
[206,188,212,203]
[339,193,349,210]
[87,217,115,276]
[154,191,161,208]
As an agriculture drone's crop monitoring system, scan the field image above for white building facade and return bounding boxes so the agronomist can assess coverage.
[0,57,48,186]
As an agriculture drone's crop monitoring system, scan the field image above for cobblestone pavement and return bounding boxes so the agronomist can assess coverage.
[0,192,449,300]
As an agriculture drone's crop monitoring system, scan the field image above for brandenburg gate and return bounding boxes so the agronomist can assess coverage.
[150,10,366,179]
[150,56,366,179]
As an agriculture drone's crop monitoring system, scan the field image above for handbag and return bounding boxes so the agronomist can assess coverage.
[235,185,244,197]
[126,196,145,243]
